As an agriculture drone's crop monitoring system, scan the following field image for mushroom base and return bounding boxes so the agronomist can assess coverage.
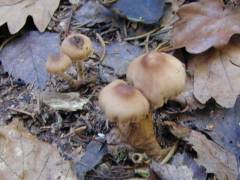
[118,113,169,161]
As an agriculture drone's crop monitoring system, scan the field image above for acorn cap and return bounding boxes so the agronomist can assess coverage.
[127,51,186,109]
[99,80,150,122]
[46,53,72,74]
[61,33,93,61]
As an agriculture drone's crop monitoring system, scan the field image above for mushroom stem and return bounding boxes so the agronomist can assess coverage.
[76,62,85,80]
[59,73,77,87]
[118,113,169,161]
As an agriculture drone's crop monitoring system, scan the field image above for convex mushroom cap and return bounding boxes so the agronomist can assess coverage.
[98,80,149,123]
[127,51,186,109]
[46,53,72,74]
[61,33,93,62]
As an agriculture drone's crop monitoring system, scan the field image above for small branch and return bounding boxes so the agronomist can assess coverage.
[8,107,35,119]
[145,33,150,53]
[96,33,106,63]
[161,141,179,165]
[124,27,160,41]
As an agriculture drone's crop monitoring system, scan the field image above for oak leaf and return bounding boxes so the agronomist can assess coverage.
[190,39,240,108]
[166,122,238,180]
[0,119,77,180]
[0,0,60,34]
[172,0,240,54]
[0,31,60,88]
[174,73,205,111]
[186,130,238,180]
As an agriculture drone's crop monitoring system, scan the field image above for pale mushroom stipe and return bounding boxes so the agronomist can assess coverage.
[61,33,93,80]
[99,80,169,161]
[46,52,77,87]
[127,51,186,109]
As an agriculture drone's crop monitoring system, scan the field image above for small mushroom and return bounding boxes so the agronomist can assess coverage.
[46,52,77,87]
[61,33,93,80]
[127,51,186,109]
[99,80,169,160]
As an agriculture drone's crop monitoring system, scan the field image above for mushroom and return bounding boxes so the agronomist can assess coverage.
[46,52,77,87]
[61,33,93,80]
[99,79,169,160]
[127,51,186,109]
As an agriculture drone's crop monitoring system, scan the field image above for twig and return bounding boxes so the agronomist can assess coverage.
[96,33,106,63]
[154,42,169,51]
[0,35,17,51]
[101,0,118,5]
[161,141,179,165]
[8,107,35,119]
[145,33,150,53]
[124,27,160,41]
[62,126,87,138]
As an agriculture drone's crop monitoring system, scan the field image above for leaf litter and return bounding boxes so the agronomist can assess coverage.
[165,121,238,180]
[0,119,76,180]
[0,31,60,89]
[173,0,240,54]
[0,0,60,34]
[186,130,238,180]
[190,38,240,108]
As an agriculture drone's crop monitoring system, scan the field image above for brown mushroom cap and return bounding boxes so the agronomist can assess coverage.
[98,80,149,122]
[127,51,186,109]
[61,33,93,61]
[46,53,72,74]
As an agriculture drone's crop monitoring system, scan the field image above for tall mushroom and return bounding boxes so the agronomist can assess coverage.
[99,80,169,160]
[46,52,77,87]
[127,51,186,109]
[61,33,93,80]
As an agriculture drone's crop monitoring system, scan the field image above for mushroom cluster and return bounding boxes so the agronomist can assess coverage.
[99,51,186,161]
[46,33,93,88]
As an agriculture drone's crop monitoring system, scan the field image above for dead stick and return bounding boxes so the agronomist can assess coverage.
[8,107,35,119]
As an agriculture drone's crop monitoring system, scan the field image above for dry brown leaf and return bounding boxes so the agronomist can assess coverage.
[186,130,238,180]
[189,39,240,108]
[0,0,60,34]
[0,119,77,180]
[166,0,185,12]
[151,161,194,180]
[172,0,240,54]
[174,73,205,111]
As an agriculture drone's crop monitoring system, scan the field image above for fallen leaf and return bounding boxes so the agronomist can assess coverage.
[189,39,240,108]
[0,0,60,34]
[74,0,112,27]
[166,0,185,12]
[74,140,107,179]
[0,119,76,180]
[172,0,240,54]
[150,161,194,180]
[185,130,238,180]
[111,0,165,24]
[163,122,238,179]
[41,92,88,111]
[0,31,60,88]
[174,73,205,111]
[172,152,207,180]
[102,41,143,76]
[179,97,240,160]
